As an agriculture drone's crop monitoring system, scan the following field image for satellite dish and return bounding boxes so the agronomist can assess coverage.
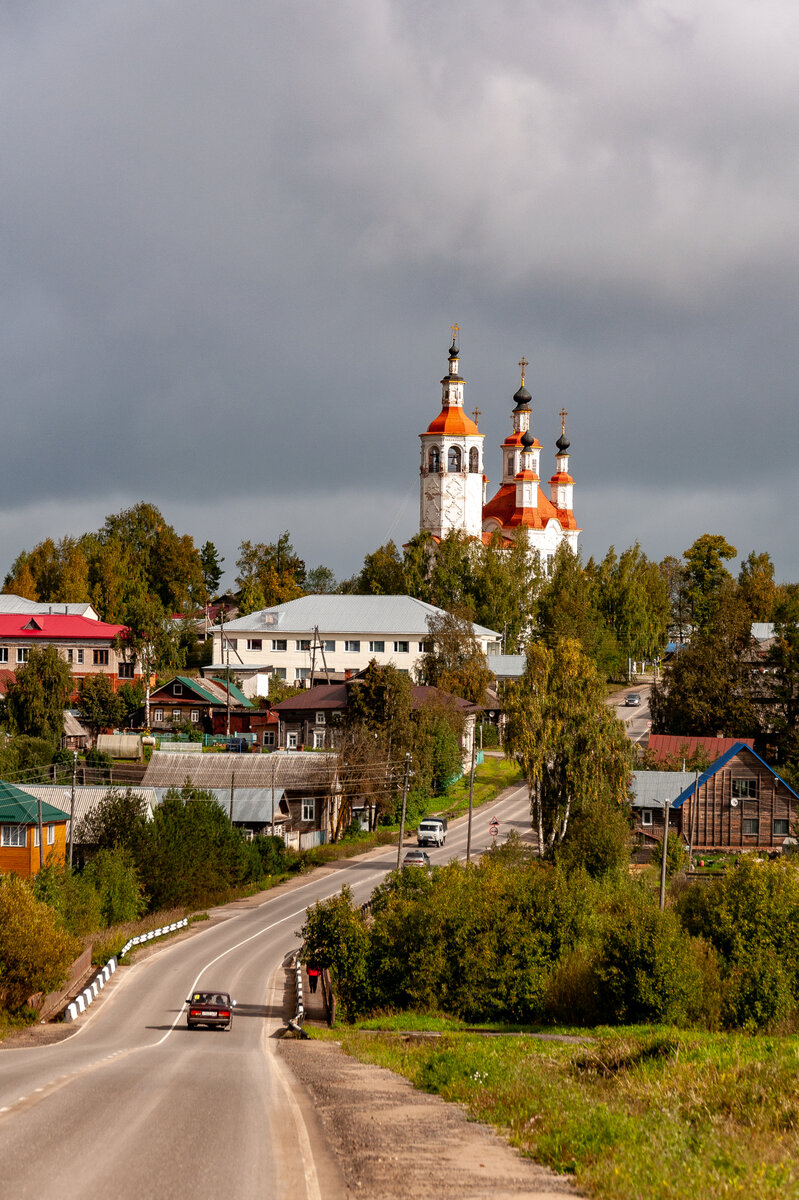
[730,798,739,807]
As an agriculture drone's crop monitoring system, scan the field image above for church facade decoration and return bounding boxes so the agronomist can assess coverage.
[419,332,580,565]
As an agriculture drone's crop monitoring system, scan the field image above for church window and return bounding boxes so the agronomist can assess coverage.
[448,446,462,472]
[507,454,514,476]
[428,447,440,472]
[469,447,479,473]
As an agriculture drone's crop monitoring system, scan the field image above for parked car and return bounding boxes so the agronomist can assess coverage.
[402,848,432,869]
[186,990,236,1030]
[625,693,641,707]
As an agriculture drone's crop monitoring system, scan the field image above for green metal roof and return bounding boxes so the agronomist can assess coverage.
[173,675,224,706]
[0,780,70,823]
[210,677,253,707]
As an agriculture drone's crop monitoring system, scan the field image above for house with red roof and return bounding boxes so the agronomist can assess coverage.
[0,613,144,696]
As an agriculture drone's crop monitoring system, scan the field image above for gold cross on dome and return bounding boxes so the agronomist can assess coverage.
[450,323,460,343]
[560,408,568,434]
[472,407,482,426]
[518,357,528,385]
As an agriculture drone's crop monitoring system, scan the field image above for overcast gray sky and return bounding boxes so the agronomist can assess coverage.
[2,0,798,590]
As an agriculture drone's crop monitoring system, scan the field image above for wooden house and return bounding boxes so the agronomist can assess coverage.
[0,780,69,878]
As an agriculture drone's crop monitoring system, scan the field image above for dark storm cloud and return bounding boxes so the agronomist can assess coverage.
[2,0,798,583]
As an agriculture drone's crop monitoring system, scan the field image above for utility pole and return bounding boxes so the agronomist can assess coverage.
[395,753,412,871]
[229,772,235,822]
[466,729,477,863]
[37,795,44,871]
[68,750,77,868]
[687,770,699,867]
[659,799,671,911]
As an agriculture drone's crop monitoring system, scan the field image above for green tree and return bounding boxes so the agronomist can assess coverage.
[5,646,72,743]
[75,787,149,851]
[738,550,776,621]
[78,674,126,745]
[595,543,669,663]
[766,584,799,781]
[417,605,493,704]
[0,875,80,1010]
[470,529,541,653]
[305,565,337,594]
[83,847,147,925]
[200,541,224,599]
[682,533,737,632]
[538,545,617,677]
[650,583,759,738]
[659,554,690,643]
[99,502,204,616]
[116,595,186,727]
[236,532,306,607]
[300,886,371,1019]
[504,637,633,854]
[341,540,406,595]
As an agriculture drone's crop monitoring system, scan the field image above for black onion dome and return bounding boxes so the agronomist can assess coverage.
[522,428,536,449]
[513,384,531,411]
[556,431,570,453]
[449,339,459,357]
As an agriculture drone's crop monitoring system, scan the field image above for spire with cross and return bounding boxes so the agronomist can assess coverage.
[518,356,528,387]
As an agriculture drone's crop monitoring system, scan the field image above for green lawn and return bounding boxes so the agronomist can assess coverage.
[438,756,523,819]
[323,1022,799,1200]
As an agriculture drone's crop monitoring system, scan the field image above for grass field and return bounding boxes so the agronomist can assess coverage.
[325,1021,799,1199]
[439,756,523,819]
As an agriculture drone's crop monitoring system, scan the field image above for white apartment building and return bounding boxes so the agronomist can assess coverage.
[205,595,502,693]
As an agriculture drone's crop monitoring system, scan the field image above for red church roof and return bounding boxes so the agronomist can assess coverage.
[481,483,578,531]
[425,407,480,436]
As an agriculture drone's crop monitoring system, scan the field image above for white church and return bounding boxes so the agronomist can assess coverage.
[418,331,580,567]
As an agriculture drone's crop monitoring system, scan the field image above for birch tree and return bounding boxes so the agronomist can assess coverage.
[504,638,632,855]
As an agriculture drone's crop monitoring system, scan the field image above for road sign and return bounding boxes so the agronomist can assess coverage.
[489,818,499,839]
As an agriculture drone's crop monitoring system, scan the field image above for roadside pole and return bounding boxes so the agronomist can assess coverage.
[229,772,235,822]
[659,799,671,910]
[687,770,699,866]
[37,795,44,870]
[466,731,476,863]
[68,750,77,867]
[395,753,412,871]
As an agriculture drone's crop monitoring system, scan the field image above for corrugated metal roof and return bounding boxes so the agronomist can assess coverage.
[752,622,775,642]
[647,735,754,764]
[486,654,525,678]
[0,614,125,639]
[152,787,287,823]
[0,780,71,823]
[142,750,337,789]
[11,785,158,830]
[631,771,695,807]
[0,596,100,619]
[212,595,501,639]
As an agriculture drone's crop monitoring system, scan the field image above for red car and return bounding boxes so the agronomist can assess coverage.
[186,990,236,1030]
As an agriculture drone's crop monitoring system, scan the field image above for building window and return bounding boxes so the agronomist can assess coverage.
[641,810,653,827]
[287,732,298,749]
[302,797,315,821]
[47,823,55,845]
[272,639,287,651]
[17,647,29,663]
[313,731,324,749]
[394,641,409,653]
[0,648,7,663]
[154,709,164,722]
[323,640,335,652]
[369,640,385,653]
[507,454,514,475]
[447,446,462,472]
[469,447,480,473]
[732,778,759,799]
[295,668,311,680]
[344,640,360,652]
[93,649,109,666]
[1,824,27,847]
[263,730,275,747]
[428,446,440,472]
[224,638,237,652]
[296,639,311,651]
[190,710,200,723]
[742,818,760,836]
[774,818,790,836]
[173,683,183,696]
[76,648,84,664]
[315,712,326,726]
[118,662,134,678]
[247,639,263,651]
[273,668,287,681]
[172,709,181,723]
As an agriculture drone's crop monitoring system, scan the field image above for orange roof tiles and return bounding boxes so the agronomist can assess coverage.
[425,407,481,436]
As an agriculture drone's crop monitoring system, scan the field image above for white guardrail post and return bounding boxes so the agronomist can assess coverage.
[64,918,189,1022]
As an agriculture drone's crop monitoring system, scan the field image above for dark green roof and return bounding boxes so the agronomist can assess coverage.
[210,677,253,708]
[0,780,70,823]
[172,675,224,706]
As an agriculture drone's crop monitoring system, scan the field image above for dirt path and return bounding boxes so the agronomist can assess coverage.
[278,1036,582,1200]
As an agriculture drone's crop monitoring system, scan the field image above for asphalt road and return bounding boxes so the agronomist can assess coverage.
[612,683,652,745]
[0,783,532,1200]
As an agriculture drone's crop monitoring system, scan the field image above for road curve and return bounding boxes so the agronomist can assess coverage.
[0,784,532,1199]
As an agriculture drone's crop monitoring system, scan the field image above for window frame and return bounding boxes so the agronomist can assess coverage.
[641,809,653,827]
[393,640,409,653]
[93,648,109,666]
[154,709,164,722]
[173,683,183,696]
[190,709,200,724]
[17,647,29,664]
[312,731,324,749]
[369,640,385,653]
[272,639,287,652]
[1,824,27,848]
[344,640,361,652]
[742,817,760,836]
[774,818,790,836]
[118,661,134,678]
[287,732,299,750]
[315,711,326,726]
[732,778,759,799]
[0,647,7,663]
[246,638,263,651]
[301,797,315,822]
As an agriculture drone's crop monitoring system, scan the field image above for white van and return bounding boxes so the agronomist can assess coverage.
[417,818,447,847]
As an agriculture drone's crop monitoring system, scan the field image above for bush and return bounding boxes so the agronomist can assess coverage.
[651,832,689,878]
[0,875,80,1010]
[85,747,113,770]
[32,863,104,936]
[555,803,632,878]
[83,847,147,925]
[301,886,371,1019]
